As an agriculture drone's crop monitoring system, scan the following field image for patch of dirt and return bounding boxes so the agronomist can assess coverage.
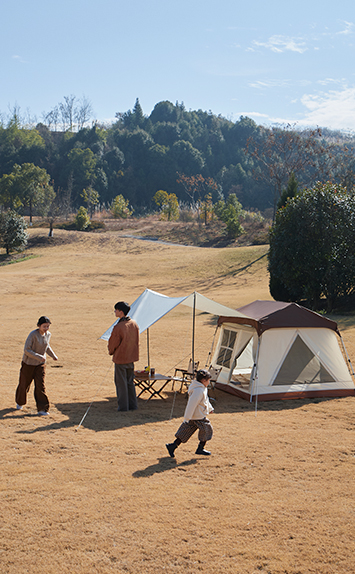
[99,215,271,247]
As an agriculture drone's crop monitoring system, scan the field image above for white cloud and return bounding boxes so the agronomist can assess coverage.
[12,54,27,64]
[238,111,269,118]
[249,78,311,90]
[317,78,346,86]
[299,87,355,130]
[337,21,354,36]
[252,35,307,54]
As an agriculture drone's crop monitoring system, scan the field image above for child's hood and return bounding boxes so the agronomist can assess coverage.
[188,379,205,396]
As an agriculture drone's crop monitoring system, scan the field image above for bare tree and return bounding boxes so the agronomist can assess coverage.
[60,95,76,131]
[75,96,93,130]
[43,106,60,131]
[246,124,333,217]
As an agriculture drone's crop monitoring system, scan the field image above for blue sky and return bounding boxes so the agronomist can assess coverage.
[2,0,355,131]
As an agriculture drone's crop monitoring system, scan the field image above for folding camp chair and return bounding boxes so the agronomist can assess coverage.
[173,359,199,392]
[207,365,222,399]
[208,365,222,387]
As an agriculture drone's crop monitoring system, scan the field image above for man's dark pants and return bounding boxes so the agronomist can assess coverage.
[114,363,138,411]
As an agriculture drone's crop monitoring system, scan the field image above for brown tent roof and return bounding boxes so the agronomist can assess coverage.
[217,300,338,336]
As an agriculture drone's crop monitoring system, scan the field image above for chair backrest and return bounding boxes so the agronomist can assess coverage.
[187,359,199,374]
[208,365,221,382]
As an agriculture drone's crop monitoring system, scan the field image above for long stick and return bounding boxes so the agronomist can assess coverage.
[192,291,196,366]
[169,391,177,420]
[75,364,113,431]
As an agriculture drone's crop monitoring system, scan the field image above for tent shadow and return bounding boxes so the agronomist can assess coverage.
[132,457,198,478]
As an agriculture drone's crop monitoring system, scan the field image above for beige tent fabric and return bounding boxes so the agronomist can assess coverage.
[212,323,354,397]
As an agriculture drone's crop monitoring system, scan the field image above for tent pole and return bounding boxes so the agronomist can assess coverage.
[205,324,219,367]
[147,328,150,367]
[250,337,261,405]
[339,333,355,378]
[192,292,196,366]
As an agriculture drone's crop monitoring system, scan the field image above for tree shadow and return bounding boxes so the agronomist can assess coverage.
[132,457,198,478]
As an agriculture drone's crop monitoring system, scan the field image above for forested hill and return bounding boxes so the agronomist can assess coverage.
[1,98,354,214]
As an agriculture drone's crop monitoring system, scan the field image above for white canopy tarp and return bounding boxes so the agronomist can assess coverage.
[100,288,247,340]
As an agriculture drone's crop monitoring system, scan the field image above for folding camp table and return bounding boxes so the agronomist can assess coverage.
[133,372,183,400]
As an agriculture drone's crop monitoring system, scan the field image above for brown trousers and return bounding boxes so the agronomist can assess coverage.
[16,362,49,412]
[175,418,213,443]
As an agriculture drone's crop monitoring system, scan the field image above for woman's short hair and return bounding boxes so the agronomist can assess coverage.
[37,316,51,326]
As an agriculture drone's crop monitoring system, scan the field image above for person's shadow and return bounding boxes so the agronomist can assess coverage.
[132,457,198,478]
[3,394,188,434]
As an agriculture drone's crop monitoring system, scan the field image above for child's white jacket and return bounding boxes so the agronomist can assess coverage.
[183,379,214,422]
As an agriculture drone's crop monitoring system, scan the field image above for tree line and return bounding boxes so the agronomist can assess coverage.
[1,97,355,218]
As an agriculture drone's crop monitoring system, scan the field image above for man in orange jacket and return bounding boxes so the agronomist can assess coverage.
[108,301,139,411]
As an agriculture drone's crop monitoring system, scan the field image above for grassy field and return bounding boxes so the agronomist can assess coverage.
[1,227,355,574]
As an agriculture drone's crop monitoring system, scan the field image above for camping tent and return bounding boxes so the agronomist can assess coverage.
[211,300,355,401]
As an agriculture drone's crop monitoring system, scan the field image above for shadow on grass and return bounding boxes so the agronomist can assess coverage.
[132,457,198,478]
[4,387,346,434]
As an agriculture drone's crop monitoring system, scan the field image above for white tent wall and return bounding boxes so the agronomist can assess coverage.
[256,328,353,390]
[212,323,355,400]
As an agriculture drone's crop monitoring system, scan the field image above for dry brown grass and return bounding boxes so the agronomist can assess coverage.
[1,228,355,574]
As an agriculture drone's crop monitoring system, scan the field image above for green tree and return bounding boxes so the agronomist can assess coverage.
[200,193,214,225]
[110,194,133,218]
[214,193,244,238]
[80,186,100,217]
[67,148,97,205]
[153,190,179,221]
[0,210,28,255]
[74,206,90,230]
[269,182,355,311]
[172,141,204,174]
[277,172,298,211]
[0,163,55,223]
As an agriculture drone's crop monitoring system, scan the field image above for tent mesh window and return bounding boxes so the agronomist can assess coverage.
[216,329,237,368]
[273,334,335,385]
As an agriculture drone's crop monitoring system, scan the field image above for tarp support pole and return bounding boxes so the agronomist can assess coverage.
[147,328,150,367]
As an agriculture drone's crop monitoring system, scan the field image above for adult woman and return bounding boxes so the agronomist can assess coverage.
[15,316,58,415]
